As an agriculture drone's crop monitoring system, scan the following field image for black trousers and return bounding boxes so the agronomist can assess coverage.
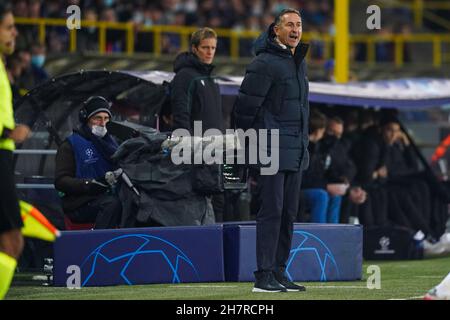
[358,186,389,227]
[387,182,432,236]
[66,194,122,229]
[256,171,302,272]
[0,150,23,233]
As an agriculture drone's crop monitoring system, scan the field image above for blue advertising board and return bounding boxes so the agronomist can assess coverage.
[53,223,362,286]
[223,223,363,282]
[53,225,224,287]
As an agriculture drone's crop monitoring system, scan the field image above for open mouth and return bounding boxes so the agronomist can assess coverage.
[289,35,298,40]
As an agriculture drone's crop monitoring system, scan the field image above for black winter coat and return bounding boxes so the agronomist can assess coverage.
[322,135,357,184]
[354,133,418,186]
[301,141,329,189]
[171,52,224,134]
[233,23,310,172]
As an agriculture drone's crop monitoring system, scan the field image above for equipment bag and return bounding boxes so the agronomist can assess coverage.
[363,225,423,260]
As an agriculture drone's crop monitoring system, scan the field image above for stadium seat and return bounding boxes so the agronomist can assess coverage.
[63,215,94,231]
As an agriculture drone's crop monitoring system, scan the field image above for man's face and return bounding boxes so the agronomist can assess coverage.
[327,121,344,139]
[0,13,18,56]
[192,37,217,65]
[274,12,302,49]
[88,112,110,128]
[383,123,401,145]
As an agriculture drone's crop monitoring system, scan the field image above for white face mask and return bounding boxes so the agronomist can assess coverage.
[91,125,107,138]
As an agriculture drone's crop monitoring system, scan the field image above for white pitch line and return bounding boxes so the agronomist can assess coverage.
[174,285,239,288]
[307,286,366,289]
[173,285,367,289]
[388,296,424,300]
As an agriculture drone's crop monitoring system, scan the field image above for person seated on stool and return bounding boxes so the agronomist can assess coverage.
[55,96,121,229]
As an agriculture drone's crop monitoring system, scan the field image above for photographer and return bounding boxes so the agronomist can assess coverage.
[55,96,121,229]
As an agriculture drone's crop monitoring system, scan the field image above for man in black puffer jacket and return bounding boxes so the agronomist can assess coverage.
[234,8,309,293]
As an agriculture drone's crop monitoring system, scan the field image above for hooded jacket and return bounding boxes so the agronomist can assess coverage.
[171,52,224,134]
[233,23,310,172]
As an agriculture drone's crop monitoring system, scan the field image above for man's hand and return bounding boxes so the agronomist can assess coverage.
[397,131,410,146]
[349,187,367,204]
[9,125,31,143]
[88,179,109,195]
[105,169,123,186]
[326,183,349,196]
[373,166,388,179]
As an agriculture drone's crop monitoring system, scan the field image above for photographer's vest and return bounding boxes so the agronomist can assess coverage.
[67,133,113,179]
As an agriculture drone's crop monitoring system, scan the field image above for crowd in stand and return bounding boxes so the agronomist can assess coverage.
[12,0,421,61]
[6,42,49,105]
[12,0,335,55]
[11,0,436,86]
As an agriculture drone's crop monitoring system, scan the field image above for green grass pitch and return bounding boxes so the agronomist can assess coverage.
[6,256,450,300]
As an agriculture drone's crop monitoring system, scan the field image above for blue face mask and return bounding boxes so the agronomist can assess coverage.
[103,0,114,7]
[31,55,46,68]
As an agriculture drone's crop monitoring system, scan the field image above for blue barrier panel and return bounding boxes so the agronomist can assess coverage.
[223,222,363,282]
[53,225,224,287]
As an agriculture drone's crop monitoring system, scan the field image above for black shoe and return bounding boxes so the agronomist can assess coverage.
[253,271,287,292]
[273,271,306,292]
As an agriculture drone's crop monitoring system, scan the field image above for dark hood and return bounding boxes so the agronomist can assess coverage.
[253,23,309,60]
[173,52,215,75]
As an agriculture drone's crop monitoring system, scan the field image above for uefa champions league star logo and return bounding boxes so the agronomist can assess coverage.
[379,237,390,251]
[85,148,94,159]
[78,234,199,287]
[375,236,395,254]
[286,231,340,281]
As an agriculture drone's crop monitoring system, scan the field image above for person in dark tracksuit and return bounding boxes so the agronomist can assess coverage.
[234,9,309,293]
[170,28,224,134]
[170,27,225,222]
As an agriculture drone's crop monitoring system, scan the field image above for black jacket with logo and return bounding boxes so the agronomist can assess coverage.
[171,52,224,134]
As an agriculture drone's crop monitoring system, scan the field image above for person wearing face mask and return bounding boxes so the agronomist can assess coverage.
[30,42,48,85]
[55,96,121,229]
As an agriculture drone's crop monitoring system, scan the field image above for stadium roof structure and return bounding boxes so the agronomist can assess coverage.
[219,76,450,109]
[120,71,450,109]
